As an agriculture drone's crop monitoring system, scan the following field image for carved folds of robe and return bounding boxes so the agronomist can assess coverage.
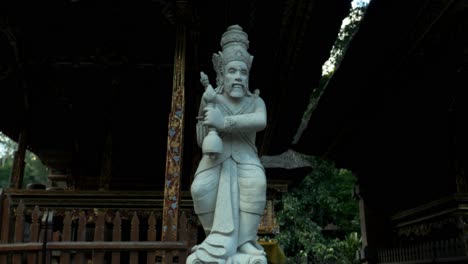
[191,93,267,261]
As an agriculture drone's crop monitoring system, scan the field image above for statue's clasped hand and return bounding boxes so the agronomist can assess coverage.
[199,71,223,158]
[200,71,217,103]
[203,106,224,130]
[199,71,223,130]
[202,87,217,104]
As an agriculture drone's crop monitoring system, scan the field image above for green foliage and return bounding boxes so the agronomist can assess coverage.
[294,2,370,145]
[308,233,361,264]
[0,132,17,158]
[22,151,49,188]
[321,3,368,77]
[0,132,48,188]
[0,132,15,188]
[276,157,361,263]
[0,156,13,188]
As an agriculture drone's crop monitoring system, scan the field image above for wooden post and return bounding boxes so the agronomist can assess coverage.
[93,212,105,263]
[9,129,27,189]
[60,212,72,264]
[130,212,140,264]
[147,212,157,264]
[75,213,87,264]
[112,212,122,264]
[41,211,53,264]
[355,184,372,264]
[178,212,189,262]
[12,201,25,264]
[1,194,13,263]
[161,6,187,242]
[27,206,41,264]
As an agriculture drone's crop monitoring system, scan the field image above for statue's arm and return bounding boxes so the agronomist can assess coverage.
[196,72,216,148]
[221,98,267,133]
[196,100,208,147]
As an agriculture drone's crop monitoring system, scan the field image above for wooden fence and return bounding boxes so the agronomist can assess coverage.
[377,239,468,263]
[0,191,194,264]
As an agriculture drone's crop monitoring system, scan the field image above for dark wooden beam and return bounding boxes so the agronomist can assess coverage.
[9,128,27,189]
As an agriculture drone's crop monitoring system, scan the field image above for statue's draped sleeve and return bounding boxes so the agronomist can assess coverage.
[196,99,208,147]
[221,97,267,133]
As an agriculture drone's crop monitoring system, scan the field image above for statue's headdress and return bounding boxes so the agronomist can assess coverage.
[212,25,254,87]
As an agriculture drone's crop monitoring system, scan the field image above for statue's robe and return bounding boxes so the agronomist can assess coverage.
[191,93,267,262]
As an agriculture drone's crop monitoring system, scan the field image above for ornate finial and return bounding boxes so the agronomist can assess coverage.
[220,25,249,50]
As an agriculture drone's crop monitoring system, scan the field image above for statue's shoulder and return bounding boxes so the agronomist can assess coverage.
[251,90,266,109]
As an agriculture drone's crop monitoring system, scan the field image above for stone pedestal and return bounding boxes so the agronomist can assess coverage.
[187,252,267,264]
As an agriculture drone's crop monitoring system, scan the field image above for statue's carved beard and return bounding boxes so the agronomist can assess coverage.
[221,84,251,98]
[229,84,246,98]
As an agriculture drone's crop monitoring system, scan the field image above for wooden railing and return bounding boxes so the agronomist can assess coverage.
[377,239,468,263]
[375,194,468,263]
[0,189,197,264]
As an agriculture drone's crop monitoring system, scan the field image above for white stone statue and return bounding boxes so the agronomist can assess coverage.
[187,25,268,264]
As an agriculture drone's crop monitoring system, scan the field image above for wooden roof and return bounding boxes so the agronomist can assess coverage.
[0,0,350,190]
[295,0,467,213]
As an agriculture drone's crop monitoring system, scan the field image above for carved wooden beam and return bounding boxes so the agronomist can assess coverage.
[161,21,187,241]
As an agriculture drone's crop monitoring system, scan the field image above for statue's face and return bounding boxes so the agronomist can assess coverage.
[223,61,249,98]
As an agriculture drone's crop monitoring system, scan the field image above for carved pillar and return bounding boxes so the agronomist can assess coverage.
[161,14,187,241]
[9,129,27,189]
[354,184,378,264]
[356,185,369,263]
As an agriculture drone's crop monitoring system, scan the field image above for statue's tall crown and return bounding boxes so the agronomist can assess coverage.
[220,25,249,50]
[212,25,254,86]
[219,25,252,68]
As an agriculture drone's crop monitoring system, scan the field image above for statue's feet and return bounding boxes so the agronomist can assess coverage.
[190,244,199,253]
[238,242,266,256]
[186,252,203,264]
[187,251,226,264]
[227,253,267,264]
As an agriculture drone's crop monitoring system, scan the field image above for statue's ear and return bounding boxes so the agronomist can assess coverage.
[245,55,254,72]
[212,51,224,87]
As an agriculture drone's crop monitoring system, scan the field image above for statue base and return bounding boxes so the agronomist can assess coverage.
[186,252,267,264]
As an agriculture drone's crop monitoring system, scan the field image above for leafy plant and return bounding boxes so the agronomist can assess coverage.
[276,157,361,263]
[1,132,48,188]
